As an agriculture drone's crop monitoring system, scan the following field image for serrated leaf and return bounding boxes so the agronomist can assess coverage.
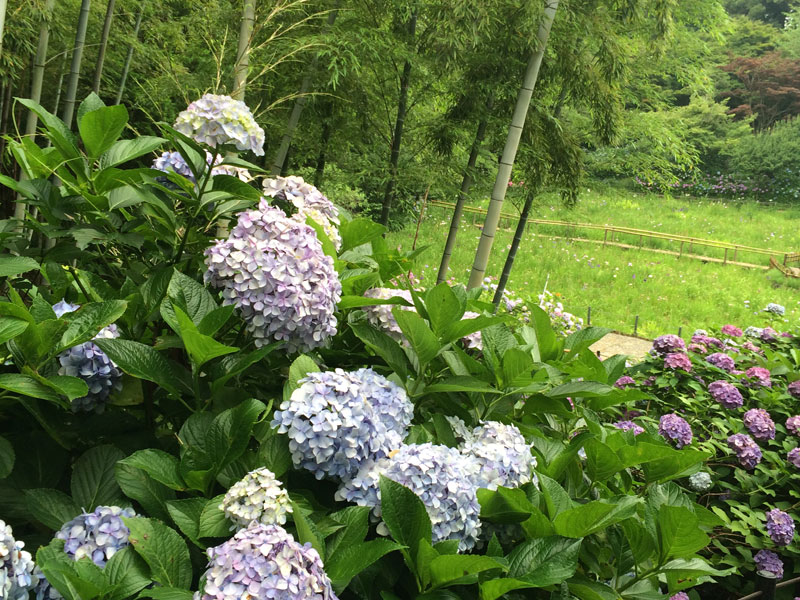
[379,475,431,566]
[198,496,232,538]
[71,445,126,510]
[326,539,403,591]
[78,104,128,157]
[119,449,185,491]
[125,517,192,589]
[115,463,174,522]
[94,339,179,395]
[0,373,63,404]
[24,488,80,529]
[429,554,506,588]
[208,398,266,473]
[100,136,166,168]
[393,308,440,365]
[0,256,40,278]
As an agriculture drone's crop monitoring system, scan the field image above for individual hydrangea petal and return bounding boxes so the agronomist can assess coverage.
[727,433,762,469]
[688,472,712,492]
[708,381,743,409]
[652,334,685,356]
[743,408,775,441]
[336,443,482,551]
[614,376,635,389]
[459,421,536,490]
[174,94,264,155]
[754,549,783,579]
[0,519,36,600]
[53,301,122,413]
[272,368,413,481]
[195,523,337,600]
[658,414,692,448]
[613,420,644,435]
[663,352,692,372]
[221,468,292,529]
[204,201,341,353]
[765,509,794,546]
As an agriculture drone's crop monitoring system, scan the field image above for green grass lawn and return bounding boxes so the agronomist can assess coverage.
[387,183,800,338]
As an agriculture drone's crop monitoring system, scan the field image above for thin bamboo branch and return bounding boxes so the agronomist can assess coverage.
[114,4,143,105]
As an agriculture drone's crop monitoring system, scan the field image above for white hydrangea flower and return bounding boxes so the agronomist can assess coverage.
[221,468,292,529]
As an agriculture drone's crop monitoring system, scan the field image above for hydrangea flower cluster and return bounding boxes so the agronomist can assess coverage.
[742,341,765,355]
[706,353,735,372]
[754,549,783,578]
[153,151,195,181]
[0,519,36,600]
[788,381,800,400]
[272,368,413,481]
[788,448,800,468]
[786,416,800,436]
[613,420,644,435]
[362,288,414,344]
[692,334,722,349]
[721,324,743,337]
[745,326,764,339]
[262,176,341,251]
[461,311,483,351]
[689,472,712,492]
[195,524,337,600]
[743,367,772,388]
[652,334,685,355]
[53,300,122,413]
[658,414,693,448]
[54,506,135,566]
[765,509,794,546]
[727,433,762,469]
[688,342,707,354]
[536,290,583,336]
[221,468,292,529]
[708,381,743,409]
[459,421,536,490]
[174,94,264,155]
[664,353,692,372]
[669,592,689,600]
[761,327,778,342]
[743,408,775,441]
[204,201,341,353]
[765,303,786,316]
[336,443,482,551]
[614,376,635,389]
[481,278,531,323]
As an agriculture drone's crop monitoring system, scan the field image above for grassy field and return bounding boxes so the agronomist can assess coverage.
[387,183,800,338]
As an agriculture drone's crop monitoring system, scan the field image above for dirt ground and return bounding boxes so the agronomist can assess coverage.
[590,332,653,362]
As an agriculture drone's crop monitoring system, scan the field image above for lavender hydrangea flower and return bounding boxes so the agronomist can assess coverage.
[459,421,536,490]
[788,381,800,400]
[174,94,264,155]
[766,509,795,546]
[693,334,723,349]
[706,353,735,372]
[669,592,689,600]
[658,414,693,448]
[787,416,800,436]
[204,201,341,353]
[53,301,122,413]
[743,367,772,388]
[765,303,786,316]
[195,524,337,600]
[262,176,341,251]
[614,376,635,389]
[788,448,800,468]
[754,549,783,578]
[55,506,135,566]
[153,151,195,181]
[708,381,743,409]
[688,342,707,354]
[689,472,712,492]
[721,325,743,337]
[613,420,644,435]
[336,443,482,551]
[744,408,775,441]
[221,468,292,529]
[0,520,36,600]
[761,327,778,342]
[664,352,692,372]
[272,368,413,481]
[362,288,414,344]
[652,334,685,355]
[727,433,762,469]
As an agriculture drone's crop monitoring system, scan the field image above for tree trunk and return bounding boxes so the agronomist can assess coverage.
[92,0,115,93]
[232,0,256,101]
[313,119,331,188]
[492,189,535,308]
[280,143,291,177]
[14,0,57,224]
[467,0,559,289]
[269,7,339,176]
[0,81,13,160]
[436,94,493,284]
[62,0,92,129]
[114,5,143,105]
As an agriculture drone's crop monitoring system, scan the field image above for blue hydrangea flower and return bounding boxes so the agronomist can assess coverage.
[0,519,36,600]
[205,202,341,353]
[688,472,712,492]
[221,468,292,530]
[263,176,341,251]
[754,549,783,579]
[53,301,122,413]
[174,94,264,155]
[336,443,482,551]
[195,524,337,600]
[459,421,536,490]
[658,414,692,448]
[745,326,764,339]
[272,368,413,481]
[766,509,795,546]
[153,151,196,182]
[765,303,786,316]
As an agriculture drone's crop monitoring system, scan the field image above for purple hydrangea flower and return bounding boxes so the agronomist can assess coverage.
[706,353,735,372]
[643,375,657,387]
[787,416,800,436]
[664,352,692,372]
[788,448,800,468]
[766,509,795,546]
[708,381,743,409]
[53,301,122,413]
[761,327,778,342]
[272,368,413,481]
[669,593,689,600]
[613,420,644,435]
[174,94,264,155]
[221,468,292,529]
[658,414,693,448]
[743,367,772,388]
[459,421,536,490]
[744,408,775,441]
[787,381,800,400]
[727,433,762,469]
[688,343,708,354]
[754,549,783,578]
[614,376,635,389]
[195,524,337,600]
[721,324,743,337]
[742,341,765,355]
[0,520,35,600]
[204,202,341,352]
[653,334,685,355]
[336,443,482,551]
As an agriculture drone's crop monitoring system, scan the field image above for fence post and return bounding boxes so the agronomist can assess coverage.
[734,247,738,262]
[587,306,591,326]
[638,234,643,248]
[724,248,728,265]
[679,241,684,258]
[603,229,608,247]
[634,315,639,336]
[678,327,682,337]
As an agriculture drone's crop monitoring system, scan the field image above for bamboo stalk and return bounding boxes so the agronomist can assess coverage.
[62,0,92,129]
[92,0,116,93]
[232,0,256,101]
[114,5,143,105]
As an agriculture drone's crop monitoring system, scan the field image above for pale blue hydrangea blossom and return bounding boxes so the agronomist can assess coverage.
[362,288,414,344]
[263,176,341,251]
[459,421,536,490]
[221,468,292,529]
[0,519,36,600]
[689,472,712,492]
[174,94,265,155]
